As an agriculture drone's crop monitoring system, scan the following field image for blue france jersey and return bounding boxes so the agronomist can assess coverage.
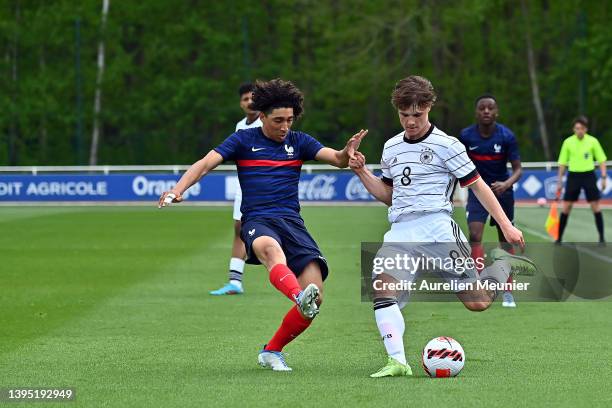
[214,127,324,221]
[459,123,520,184]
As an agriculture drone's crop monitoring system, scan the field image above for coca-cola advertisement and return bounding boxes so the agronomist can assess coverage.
[297,174,376,201]
[298,175,337,200]
[345,175,374,200]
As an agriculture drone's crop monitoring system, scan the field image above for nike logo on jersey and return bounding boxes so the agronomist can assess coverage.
[468,146,478,151]
[251,147,266,152]
[248,228,256,236]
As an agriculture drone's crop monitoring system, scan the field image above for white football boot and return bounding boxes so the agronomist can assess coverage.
[258,348,292,371]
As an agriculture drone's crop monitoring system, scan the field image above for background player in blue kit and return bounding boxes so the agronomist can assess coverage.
[459,94,523,307]
[158,79,367,371]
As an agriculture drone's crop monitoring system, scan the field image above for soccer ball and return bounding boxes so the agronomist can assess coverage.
[422,336,465,377]
[537,197,547,207]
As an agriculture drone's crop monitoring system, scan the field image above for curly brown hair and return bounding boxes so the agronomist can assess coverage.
[250,78,304,118]
[391,75,437,110]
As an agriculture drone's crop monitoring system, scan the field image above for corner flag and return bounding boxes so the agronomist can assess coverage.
[545,201,560,240]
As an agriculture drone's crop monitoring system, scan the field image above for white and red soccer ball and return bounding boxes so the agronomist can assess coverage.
[422,336,465,377]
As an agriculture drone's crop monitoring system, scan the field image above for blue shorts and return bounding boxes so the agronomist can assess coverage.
[241,216,329,280]
[466,189,514,227]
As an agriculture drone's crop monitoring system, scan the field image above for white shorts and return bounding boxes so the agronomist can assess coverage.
[383,211,470,245]
[232,186,242,221]
[374,212,478,307]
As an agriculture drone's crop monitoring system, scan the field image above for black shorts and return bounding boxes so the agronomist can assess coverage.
[564,171,600,202]
[241,216,329,280]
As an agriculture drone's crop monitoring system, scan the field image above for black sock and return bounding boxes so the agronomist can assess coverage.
[594,212,605,242]
[558,213,569,242]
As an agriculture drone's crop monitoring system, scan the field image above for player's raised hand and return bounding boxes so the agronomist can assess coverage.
[501,224,525,250]
[349,151,366,170]
[158,191,183,208]
[346,129,368,159]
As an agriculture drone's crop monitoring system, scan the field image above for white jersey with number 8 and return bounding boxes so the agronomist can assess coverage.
[381,125,479,223]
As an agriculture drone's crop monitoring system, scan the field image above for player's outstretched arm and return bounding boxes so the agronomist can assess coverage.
[469,178,525,248]
[349,152,393,206]
[315,129,368,168]
[158,150,224,208]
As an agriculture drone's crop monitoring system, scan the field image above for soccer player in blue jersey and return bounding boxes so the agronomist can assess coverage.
[459,94,523,307]
[158,78,367,371]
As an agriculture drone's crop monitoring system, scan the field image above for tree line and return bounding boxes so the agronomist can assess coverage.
[1,0,610,166]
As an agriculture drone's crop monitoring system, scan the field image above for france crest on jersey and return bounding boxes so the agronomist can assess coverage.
[459,123,520,185]
[214,127,323,221]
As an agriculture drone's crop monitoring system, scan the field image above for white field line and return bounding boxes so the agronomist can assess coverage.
[517,222,612,264]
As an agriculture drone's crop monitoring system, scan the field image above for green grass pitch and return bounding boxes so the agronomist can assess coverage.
[1,205,611,407]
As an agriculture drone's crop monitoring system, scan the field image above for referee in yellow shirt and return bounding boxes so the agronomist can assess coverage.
[555,116,607,244]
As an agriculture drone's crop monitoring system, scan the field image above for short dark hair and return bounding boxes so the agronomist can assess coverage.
[238,82,255,97]
[250,79,304,118]
[391,75,437,110]
[475,93,497,106]
[572,115,588,127]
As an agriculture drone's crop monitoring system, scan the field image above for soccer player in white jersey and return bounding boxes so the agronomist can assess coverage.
[349,76,537,378]
[210,83,263,295]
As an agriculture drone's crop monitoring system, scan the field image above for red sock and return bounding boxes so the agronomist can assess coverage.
[470,243,485,274]
[265,306,312,352]
[269,264,302,300]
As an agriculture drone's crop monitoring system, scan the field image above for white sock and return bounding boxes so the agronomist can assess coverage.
[480,259,510,284]
[374,303,406,365]
[228,258,245,289]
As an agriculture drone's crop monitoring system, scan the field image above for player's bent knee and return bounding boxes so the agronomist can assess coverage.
[261,244,281,257]
[252,237,285,267]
